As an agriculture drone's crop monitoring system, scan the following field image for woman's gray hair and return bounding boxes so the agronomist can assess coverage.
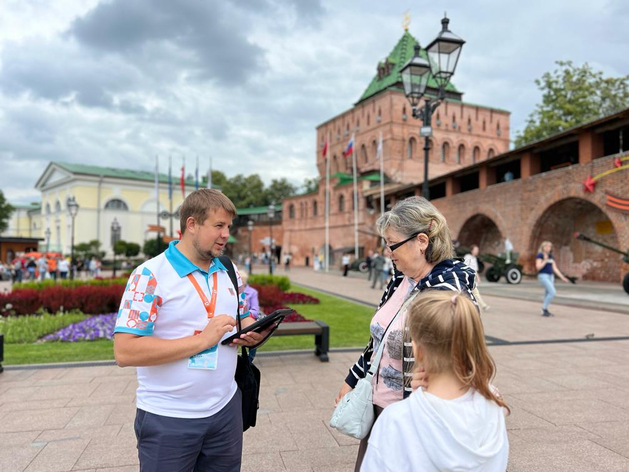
[376,196,454,263]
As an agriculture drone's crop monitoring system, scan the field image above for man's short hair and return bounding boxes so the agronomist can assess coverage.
[179,189,237,234]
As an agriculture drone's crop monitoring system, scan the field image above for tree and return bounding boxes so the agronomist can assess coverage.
[222,174,267,208]
[515,61,629,147]
[264,178,297,204]
[302,178,319,194]
[143,238,166,258]
[113,240,127,256]
[73,240,106,260]
[201,170,228,190]
[0,190,14,233]
[124,242,141,258]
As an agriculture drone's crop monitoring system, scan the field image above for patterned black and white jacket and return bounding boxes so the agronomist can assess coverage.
[344,259,477,399]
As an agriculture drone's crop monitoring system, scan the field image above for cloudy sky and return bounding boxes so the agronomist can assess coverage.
[1,0,627,204]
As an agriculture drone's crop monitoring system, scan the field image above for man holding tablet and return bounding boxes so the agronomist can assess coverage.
[113,189,267,472]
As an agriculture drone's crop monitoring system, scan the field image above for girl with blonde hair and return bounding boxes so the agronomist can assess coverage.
[361,290,509,472]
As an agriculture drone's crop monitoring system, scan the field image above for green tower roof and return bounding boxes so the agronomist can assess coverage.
[357,31,460,104]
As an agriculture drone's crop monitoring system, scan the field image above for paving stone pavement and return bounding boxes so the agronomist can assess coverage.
[2,269,629,471]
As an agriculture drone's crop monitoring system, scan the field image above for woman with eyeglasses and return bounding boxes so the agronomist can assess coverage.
[335,196,478,471]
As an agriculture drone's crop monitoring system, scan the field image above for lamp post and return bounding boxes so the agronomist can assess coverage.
[111,218,121,278]
[66,196,80,280]
[400,15,465,200]
[267,203,276,275]
[44,227,51,254]
[247,220,254,275]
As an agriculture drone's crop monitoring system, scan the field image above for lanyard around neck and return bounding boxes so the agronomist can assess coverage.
[187,272,219,319]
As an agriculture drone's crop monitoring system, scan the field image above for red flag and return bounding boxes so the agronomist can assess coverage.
[180,164,185,198]
[322,139,328,159]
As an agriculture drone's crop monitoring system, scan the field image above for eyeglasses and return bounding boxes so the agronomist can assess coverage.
[384,232,421,252]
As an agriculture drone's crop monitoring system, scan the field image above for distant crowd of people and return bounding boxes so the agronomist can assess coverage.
[1,254,105,283]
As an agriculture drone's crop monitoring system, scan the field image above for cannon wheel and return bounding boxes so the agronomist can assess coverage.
[623,272,629,295]
[486,267,501,283]
[358,261,369,273]
[506,266,522,284]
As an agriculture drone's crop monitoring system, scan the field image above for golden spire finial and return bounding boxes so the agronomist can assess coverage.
[402,10,411,31]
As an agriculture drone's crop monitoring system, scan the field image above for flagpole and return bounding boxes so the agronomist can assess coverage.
[324,133,330,272]
[195,155,199,190]
[168,154,173,237]
[351,134,359,259]
[155,155,161,252]
[379,131,385,215]
[207,156,213,189]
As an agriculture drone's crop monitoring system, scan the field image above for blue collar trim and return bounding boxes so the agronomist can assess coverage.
[165,240,227,277]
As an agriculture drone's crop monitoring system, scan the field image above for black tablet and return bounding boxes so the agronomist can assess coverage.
[221,308,293,346]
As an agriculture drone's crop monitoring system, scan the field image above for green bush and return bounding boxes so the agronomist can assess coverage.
[248,274,290,291]
[0,311,87,343]
[14,278,128,290]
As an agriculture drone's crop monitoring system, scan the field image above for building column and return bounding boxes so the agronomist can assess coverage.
[479,165,496,189]
[446,177,461,197]
[520,151,540,178]
[578,130,604,164]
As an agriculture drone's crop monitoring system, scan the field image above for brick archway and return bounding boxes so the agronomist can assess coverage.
[526,194,621,282]
[457,213,504,254]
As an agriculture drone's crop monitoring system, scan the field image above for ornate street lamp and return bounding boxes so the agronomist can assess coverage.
[66,196,80,279]
[111,218,121,278]
[247,220,254,275]
[44,227,51,254]
[267,203,276,275]
[400,15,465,200]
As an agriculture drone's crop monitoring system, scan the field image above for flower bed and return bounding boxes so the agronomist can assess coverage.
[0,285,125,316]
[42,313,115,342]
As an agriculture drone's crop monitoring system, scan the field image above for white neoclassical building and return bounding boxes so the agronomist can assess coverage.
[2,162,199,257]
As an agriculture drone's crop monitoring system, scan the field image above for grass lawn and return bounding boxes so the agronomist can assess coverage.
[258,284,373,352]
[5,339,115,365]
[3,286,374,365]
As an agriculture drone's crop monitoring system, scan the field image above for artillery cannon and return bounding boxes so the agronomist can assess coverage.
[480,252,523,284]
[574,232,629,294]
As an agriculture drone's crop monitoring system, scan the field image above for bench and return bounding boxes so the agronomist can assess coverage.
[274,320,330,362]
[0,333,4,373]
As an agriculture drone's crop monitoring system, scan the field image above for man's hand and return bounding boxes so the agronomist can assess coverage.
[230,325,274,348]
[411,365,428,391]
[198,315,237,350]
[335,381,353,406]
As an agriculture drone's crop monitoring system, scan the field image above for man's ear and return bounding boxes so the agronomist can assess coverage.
[185,216,197,234]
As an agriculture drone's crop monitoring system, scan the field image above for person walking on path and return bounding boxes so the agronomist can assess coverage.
[58,257,70,279]
[361,291,509,472]
[536,241,569,317]
[366,251,373,283]
[464,245,490,311]
[335,196,477,471]
[371,251,385,290]
[113,189,270,472]
[342,253,351,277]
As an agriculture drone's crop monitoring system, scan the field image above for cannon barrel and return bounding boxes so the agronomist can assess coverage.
[574,232,629,260]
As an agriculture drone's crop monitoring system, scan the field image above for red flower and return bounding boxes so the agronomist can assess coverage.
[614,157,622,168]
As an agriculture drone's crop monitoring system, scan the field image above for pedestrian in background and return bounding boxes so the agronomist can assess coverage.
[342,253,350,277]
[464,245,490,311]
[536,241,569,317]
[366,251,373,283]
[371,251,385,290]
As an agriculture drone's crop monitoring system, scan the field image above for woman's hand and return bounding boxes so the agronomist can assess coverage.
[411,365,429,391]
[335,382,353,406]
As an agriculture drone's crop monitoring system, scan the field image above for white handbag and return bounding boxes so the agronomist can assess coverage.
[329,339,386,439]
[330,292,416,440]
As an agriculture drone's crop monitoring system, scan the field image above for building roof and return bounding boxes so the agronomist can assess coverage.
[334,171,392,187]
[54,161,209,187]
[236,204,283,216]
[12,203,41,210]
[357,31,459,104]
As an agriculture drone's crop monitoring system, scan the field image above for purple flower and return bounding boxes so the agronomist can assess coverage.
[43,313,116,342]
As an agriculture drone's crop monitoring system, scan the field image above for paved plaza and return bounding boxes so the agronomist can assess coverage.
[2,269,629,471]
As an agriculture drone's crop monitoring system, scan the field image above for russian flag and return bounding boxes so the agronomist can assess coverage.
[342,135,354,158]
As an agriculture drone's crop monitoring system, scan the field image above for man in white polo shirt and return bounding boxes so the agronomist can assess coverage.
[114,189,265,472]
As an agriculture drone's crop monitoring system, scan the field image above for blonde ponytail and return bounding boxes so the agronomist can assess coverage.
[408,291,509,412]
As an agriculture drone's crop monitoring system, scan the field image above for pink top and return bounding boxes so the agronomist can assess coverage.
[371,276,413,408]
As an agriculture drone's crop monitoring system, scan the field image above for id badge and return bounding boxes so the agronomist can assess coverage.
[189,330,219,370]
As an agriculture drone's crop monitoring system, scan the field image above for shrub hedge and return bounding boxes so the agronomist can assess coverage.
[248,274,290,291]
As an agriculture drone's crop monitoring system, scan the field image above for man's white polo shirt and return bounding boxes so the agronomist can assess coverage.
[114,241,250,419]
